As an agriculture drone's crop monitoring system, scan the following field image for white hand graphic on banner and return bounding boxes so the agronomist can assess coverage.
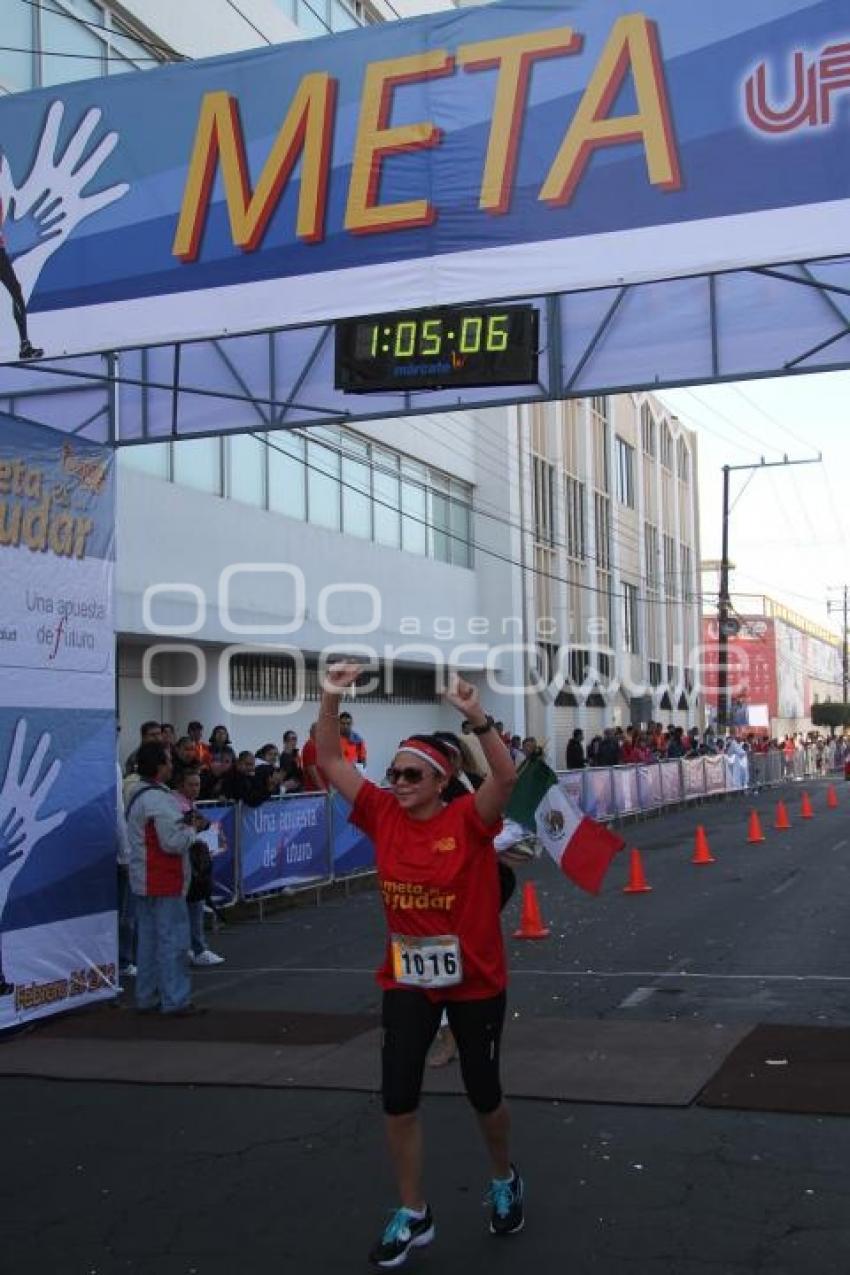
[0,101,129,303]
[0,719,66,917]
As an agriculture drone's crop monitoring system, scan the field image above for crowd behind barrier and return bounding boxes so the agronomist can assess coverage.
[200,743,841,908]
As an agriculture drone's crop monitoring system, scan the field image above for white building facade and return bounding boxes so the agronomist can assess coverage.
[2,0,703,775]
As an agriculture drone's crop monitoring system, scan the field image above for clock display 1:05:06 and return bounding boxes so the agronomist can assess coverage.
[367,312,511,358]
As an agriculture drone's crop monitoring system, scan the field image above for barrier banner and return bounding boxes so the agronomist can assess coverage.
[239,794,330,897]
[197,802,238,907]
[659,761,682,803]
[584,768,615,821]
[0,413,115,1033]
[682,757,706,798]
[637,764,663,810]
[0,0,846,362]
[331,794,375,877]
[705,755,728,794]
[560,771,583,810]
[612,766,639,815]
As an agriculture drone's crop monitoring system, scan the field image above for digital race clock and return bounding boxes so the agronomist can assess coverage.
[334,304,539,393]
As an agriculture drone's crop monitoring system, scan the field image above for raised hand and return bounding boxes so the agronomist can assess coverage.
[444,673,482,719]
[321,662,364,694]
[0,719,66,904]
[0,100,129,303]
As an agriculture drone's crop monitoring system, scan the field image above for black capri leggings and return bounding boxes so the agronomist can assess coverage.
[0,247,28,345]
[381,988,506,1116]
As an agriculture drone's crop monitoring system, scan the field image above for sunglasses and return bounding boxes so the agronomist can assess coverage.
[386,766,428,785]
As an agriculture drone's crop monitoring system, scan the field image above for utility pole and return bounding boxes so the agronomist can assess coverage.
[826,586,848,706]
[716,454,821,733]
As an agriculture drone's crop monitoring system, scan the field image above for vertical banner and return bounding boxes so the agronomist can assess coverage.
[239,795,330,897]
[197,802,238,907]
[612,766,639,816]
[0,412,115,1032]
[331,793,375,877]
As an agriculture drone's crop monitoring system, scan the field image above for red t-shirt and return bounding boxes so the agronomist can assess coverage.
[350,781,505,1001]
[300,738,327,791]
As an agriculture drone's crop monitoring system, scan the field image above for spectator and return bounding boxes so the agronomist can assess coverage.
[280,729,304,791]
[173,767,224,968]
[508,734,524,766]
[160,723,176,749]
[124,720,162,778]
[255,743,280,768]
[116,758,136,980]
[521,736,541,761]
[125,741,200,1016]
[187,721,211,767]
[208,725,232,759]
[222,750,265,804]
[200,745,235,801]
[566,729,585,769]
[597,728,621,768]
[170,736,199,788]
[301,723,327,791]
[339,711,367,770]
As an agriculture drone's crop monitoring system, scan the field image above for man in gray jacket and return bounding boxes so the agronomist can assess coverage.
[126,741,199,1015]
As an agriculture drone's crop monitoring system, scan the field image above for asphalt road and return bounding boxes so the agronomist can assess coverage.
[4,777,850,1275]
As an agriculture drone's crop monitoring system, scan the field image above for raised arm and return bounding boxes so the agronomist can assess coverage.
[316,663,366,805]
[445,677,516,826]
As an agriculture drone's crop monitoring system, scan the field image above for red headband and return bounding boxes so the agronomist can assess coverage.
[396,739,450,776]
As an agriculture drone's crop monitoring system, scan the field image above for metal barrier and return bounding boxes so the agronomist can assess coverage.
[198,743,845,908]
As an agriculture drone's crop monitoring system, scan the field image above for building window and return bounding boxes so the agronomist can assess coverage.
[172,438,222,496]
[228,434,266,508]
[590,395,609,421]
[307,431,342,531]
[649,660,663,687]
[644,522,659,589]
[268,431,306,521]
[532,456,555,546]
[677,437,690,483]
[594,492,611,571]
[660,421,673,470]
[565,475,586,561]
[615,437,635,508]
[641,403,656,458]
[680,544,693,603]
[622,583,639,654]
[663,534,678,599]
[229,653,438,704]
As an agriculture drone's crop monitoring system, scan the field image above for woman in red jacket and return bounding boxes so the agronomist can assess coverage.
[317,664,523,1269]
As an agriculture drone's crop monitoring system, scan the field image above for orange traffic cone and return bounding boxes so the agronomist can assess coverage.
[801,791,814,819]
[774,801,791,830]
[747,810,766,844]
[827,785,839,810]
[623,848,652,894]
[513,882,550,939]
[692,825,715,864]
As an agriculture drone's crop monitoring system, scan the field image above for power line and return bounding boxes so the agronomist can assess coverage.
[253,428,708,613]
[0,43,161,63]
[15,0,186,61]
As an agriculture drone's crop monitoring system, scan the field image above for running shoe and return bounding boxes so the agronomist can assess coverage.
[369,1205,434,1268]
[190,949,224,967]
[19,341,43,361]
[488,1164,524,1236]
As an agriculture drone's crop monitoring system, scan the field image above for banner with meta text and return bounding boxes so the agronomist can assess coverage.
[0,0,847,362]
[0,412,115,1032]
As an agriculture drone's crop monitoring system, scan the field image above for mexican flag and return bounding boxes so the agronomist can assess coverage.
[505,757,624,894]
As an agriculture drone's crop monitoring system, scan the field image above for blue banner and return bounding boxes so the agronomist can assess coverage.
[331,793,375,877]
[0,1,847,361]
[0,416,115,1032]
[197,802,238,907]
[239,795,330,897]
